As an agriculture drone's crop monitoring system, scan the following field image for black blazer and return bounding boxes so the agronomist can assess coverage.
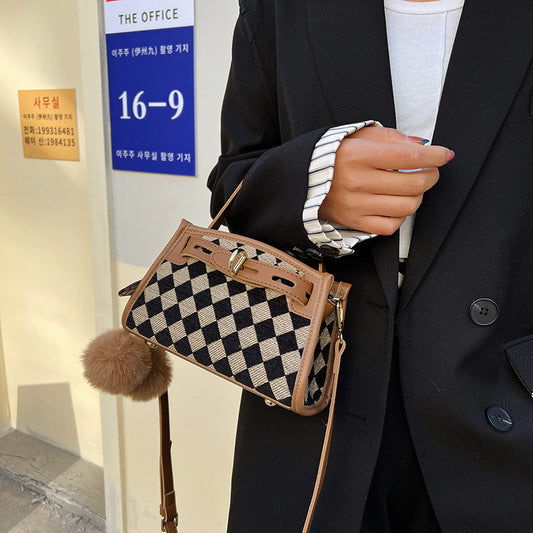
[208,1,533,531]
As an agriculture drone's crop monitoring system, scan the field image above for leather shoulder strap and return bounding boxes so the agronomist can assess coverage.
[209,182,243,230]
[157,339,345,533]
[302,339,345,532]
[159,392,178,533]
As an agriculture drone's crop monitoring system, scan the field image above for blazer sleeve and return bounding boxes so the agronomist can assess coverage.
[207,1,328,252]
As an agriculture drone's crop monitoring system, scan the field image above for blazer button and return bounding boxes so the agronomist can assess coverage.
[470,298,499,326]
[486,406,513,432]
[318,244,340,258]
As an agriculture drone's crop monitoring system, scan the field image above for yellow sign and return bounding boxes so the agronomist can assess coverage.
[18,89,80,161]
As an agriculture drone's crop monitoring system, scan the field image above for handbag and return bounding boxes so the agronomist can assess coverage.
[105,183,350,532]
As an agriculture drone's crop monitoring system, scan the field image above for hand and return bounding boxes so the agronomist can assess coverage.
[318,126,454,235]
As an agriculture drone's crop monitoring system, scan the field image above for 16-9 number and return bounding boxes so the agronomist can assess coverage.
[118,90,184,120]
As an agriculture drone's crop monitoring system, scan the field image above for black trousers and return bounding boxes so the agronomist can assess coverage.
[360,344,442,533]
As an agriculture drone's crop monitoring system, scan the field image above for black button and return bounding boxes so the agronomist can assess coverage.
[319,244,340,258]
[486,406,513,432]
[470,298,499,326]
[305,248,324,262]
[288,246,307,261]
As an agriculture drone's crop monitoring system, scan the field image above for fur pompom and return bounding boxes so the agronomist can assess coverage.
[82,330,153,395]
[127,345,172,402]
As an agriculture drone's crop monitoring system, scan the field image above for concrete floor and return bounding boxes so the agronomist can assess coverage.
[0,430,105,533]
[0,473,104,532]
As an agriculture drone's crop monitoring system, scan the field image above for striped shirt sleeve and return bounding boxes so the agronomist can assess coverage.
[303,120,379,257]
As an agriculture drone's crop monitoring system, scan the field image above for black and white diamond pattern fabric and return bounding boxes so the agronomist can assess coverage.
[126,258,318,406]
[305,311,335,405]
[205,236,336,405]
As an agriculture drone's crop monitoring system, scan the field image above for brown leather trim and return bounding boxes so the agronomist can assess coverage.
[160,223,336,320]
[292,280,351,416]
[179,235,313,307]
[290,274,334,415]
[185,224,323,282]
[121,221,190,329]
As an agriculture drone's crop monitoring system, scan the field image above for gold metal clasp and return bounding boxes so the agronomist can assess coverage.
[228,249,247,276]
[329,296,344,343]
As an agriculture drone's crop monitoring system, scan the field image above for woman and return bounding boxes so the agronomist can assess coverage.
[208,1,533,531]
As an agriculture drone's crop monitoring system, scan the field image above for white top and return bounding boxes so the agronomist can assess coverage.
[386,0,464,258]
[304,0,464,260]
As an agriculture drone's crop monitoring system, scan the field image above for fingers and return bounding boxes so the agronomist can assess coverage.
[346,167,440,196]
[321,190,421,229]
[318,182,423,230]
[321,126,455,235]
[339,137,453,170]
[356,193,423,218]
[358,215,406,237]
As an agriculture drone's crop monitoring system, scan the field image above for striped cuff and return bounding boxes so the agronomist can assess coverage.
[303,121,379,257]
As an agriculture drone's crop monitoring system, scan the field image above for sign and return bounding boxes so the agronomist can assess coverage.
[18,89,79,161]
[104,0,195,176]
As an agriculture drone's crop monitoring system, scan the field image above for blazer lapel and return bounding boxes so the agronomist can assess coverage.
[305,0,396,127]
[307,0,400,310]
[399,0,533,311]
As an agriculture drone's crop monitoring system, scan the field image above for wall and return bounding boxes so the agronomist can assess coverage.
[0,0,240,531]
[0,0,102,463]
[0,324,10,434]
[113,2,240,530]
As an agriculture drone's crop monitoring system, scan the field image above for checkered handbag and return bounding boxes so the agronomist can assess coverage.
[120,185,351,533]
[123,220,349,415]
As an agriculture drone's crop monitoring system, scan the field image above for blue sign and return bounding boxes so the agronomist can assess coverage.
[104,2,195,176]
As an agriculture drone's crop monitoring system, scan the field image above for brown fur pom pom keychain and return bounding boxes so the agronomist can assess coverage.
[82,330,172,401]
